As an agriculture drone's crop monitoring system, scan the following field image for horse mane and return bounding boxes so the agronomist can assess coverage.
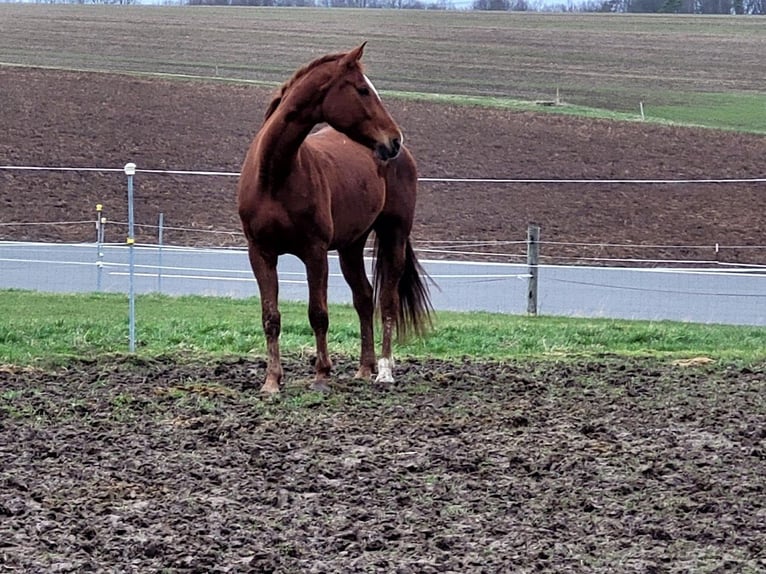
[263,52,352,123]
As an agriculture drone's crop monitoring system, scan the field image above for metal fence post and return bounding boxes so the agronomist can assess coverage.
[96,203,104,292]
[526,223,540,316]
[124,163,137,353]
[157,212,164,294]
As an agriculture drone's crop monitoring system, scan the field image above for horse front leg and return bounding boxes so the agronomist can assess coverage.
[304,251,332,392]
[247,244,282,394]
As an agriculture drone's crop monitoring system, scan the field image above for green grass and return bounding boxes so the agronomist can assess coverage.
[391,89,766,134]
[0,6,764,133]
[1,290,764,367]
[647,92,766,134]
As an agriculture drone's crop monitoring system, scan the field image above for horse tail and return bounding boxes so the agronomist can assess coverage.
[373,236,433,340]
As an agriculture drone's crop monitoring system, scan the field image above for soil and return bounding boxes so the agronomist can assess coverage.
[1,357,765,572]
[2,67,766,264]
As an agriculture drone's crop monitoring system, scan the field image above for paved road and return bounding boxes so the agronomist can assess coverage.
[2,241,765,326]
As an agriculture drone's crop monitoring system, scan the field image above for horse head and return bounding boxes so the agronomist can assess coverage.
[320,43,403,162]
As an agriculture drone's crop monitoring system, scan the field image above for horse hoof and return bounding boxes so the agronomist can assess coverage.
[374,371,395,384]
[310,380,332,393]
[354,367,373,380]
[375,358,395,384]
[260,382,281,395]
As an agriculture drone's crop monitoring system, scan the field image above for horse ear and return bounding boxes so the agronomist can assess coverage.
[341,42,367,67]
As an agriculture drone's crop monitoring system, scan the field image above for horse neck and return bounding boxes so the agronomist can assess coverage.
[255,108,316,183]
[255,74,329,183]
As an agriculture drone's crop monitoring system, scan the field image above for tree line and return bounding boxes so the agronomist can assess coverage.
[188,0,764,11]
[189,0,765,10]
[12,0,765,13]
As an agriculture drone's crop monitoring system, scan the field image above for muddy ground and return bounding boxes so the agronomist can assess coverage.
[1,357,764,572]
[2,67,766,264]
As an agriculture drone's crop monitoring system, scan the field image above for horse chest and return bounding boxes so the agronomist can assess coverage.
[246,194,332,249]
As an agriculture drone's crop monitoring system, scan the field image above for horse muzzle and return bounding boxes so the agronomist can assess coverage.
[375,136,402,162]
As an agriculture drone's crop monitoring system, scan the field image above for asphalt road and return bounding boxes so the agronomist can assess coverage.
[2,242,765,326]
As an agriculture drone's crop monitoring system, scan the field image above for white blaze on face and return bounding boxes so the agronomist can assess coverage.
[364,74,404,146]
[363,74,381,100]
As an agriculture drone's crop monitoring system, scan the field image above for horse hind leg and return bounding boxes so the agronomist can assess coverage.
[372,231,406,384]
[373,229,432,385]
[338,241,376,379]
[376,290,399,384]
[247,244,283,394]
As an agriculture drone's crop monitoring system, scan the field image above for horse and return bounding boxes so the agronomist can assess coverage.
[237,43,432,394]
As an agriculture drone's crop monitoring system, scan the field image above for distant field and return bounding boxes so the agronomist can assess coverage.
[1,5,764,132]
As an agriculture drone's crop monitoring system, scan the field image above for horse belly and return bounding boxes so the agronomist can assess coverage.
[307,130,387,248]
[329,177,385,248]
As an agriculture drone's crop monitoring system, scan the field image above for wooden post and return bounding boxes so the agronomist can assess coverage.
[526,223,540,316]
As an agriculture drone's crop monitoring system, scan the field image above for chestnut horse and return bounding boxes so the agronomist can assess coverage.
[237,43,432,394]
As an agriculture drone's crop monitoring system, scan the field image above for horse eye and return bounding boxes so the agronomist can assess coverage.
[357,86,370,97]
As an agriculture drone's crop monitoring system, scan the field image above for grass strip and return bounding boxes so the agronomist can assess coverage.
[1,290,764,367]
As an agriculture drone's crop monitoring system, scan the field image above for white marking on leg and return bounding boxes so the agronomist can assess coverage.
[375,357,395,383]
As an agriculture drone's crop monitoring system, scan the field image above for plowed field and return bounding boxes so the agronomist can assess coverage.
[2,67,766,264]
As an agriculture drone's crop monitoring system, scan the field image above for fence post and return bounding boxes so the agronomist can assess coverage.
[96,203,104,292]
[526,223,540,316]
[125,163,137,353]
[157,212,164,294]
